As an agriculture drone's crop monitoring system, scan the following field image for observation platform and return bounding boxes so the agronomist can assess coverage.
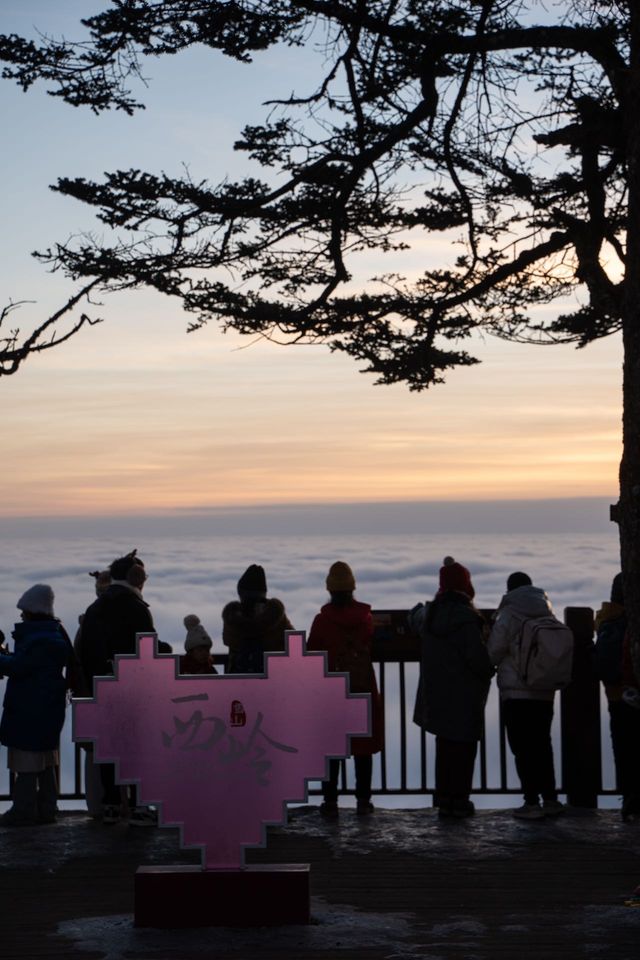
[1,804,639,959]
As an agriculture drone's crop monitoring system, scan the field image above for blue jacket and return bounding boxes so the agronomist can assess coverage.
[0,619,68,751]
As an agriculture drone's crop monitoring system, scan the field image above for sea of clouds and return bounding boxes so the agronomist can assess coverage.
[0,509,622,807]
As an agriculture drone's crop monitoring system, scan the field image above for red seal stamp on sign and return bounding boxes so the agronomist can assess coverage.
[230,700,246,727]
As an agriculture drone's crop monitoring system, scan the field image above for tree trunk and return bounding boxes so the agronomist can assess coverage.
[619,4,640,682]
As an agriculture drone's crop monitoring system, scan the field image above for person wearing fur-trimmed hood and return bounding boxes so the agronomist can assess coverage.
[222,565,293,674]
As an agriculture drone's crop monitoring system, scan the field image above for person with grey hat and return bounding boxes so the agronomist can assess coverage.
[222,565,292,673]
[0,585,70,826]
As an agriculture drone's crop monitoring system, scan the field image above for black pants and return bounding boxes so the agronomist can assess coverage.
[608,699,640,808]
[322,756,373,803]
[434,737,478,805]
[100,763,137,808]
[11,767,58,822]
[502,698,557,805]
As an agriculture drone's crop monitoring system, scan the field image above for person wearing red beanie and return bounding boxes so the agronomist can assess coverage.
[438,556,475,599]
[411,557,492,818]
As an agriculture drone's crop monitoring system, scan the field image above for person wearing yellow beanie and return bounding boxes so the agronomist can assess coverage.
[325,561,356,593]
[308,562,383,817]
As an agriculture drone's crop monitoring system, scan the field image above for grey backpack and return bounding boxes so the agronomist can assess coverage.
[516,616,574,690]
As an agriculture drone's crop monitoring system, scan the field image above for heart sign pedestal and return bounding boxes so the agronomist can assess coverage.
[135,863,310,927]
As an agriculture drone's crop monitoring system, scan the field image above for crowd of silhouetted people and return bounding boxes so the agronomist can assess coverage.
[1,549,638,827]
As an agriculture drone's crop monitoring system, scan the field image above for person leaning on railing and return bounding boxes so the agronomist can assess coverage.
[487,572,566,821]
[594,573,640,822]
[307,561,384,817]
[410,557,493,820]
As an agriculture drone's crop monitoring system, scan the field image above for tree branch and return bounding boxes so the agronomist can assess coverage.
[0,281,102,376]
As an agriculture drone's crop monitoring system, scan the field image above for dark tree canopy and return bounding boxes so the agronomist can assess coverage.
[0,1,631,388]
[5,1,640,680]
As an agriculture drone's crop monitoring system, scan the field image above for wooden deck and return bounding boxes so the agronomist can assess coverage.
[1,805,639,959]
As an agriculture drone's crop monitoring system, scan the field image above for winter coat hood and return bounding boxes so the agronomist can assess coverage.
[222,597,288,637]
[427,590,483,635]
[488,584,554,701]
[496,585,552,620]
[222,597,292,673]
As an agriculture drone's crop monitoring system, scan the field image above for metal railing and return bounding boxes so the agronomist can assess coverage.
[363,606,607,803]
[1,607,611,805]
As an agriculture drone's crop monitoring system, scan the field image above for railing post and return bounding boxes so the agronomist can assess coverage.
[560,607,601,807]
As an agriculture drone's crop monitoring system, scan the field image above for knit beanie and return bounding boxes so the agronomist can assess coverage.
[110,549,144,581]
[507,571,532,592]
[439,557,475,599]
[183,614,213,652]
[237,564,267,601]
[326,561,356,593]
[17,584,55,617]
[610,572,624,606]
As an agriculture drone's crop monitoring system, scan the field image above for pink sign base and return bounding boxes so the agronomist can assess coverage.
[134,864,310,927]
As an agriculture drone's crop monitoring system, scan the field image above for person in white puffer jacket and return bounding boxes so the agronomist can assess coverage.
[488,571,565,821]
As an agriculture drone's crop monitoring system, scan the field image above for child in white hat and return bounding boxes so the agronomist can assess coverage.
[179,615,217,675]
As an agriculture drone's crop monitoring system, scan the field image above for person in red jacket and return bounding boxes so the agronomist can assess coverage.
[307,561,383,816]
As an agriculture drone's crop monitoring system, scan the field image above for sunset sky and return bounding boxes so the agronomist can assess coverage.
[0,2,622,520]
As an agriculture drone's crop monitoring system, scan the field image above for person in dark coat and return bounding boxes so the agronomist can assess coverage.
[411,557,493,818]
[222,565,292,673]
[74,568,112,819]
[79,549,156,826]
[79,551,153,685]
[0,585,69,826]
[594,573,640,821]
[308,561,384,816]
[74,569,112,665]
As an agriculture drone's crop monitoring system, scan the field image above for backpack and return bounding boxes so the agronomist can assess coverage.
[515,616,574,691]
